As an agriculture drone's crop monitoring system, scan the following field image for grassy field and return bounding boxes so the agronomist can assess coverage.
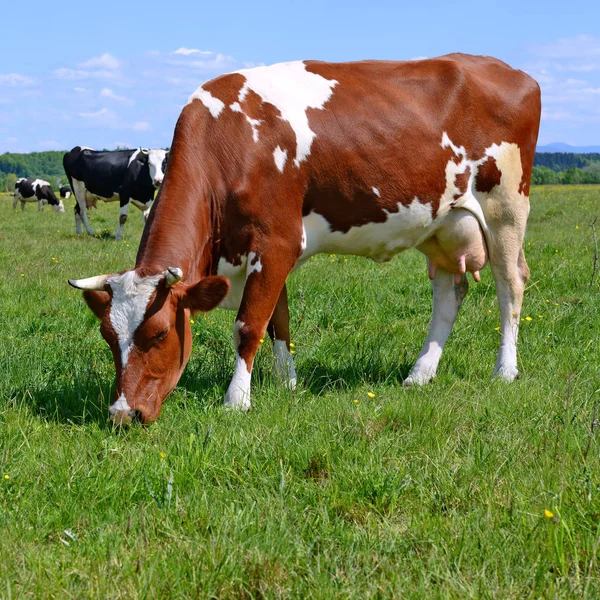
[0,186,599,598]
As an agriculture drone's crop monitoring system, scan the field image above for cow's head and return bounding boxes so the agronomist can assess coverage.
[53,199,66,213]
[146,149,169,188]
[68,268,229,425]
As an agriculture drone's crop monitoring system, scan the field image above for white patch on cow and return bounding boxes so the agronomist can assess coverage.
[300,227,307,253]
[216,252,263,311]
[186,86,225,117]
[217,257,246,311]
[224,320,251,410]
[273,146,287,173]
[246,252,263,277]
[148,149,167,185]
[229,101,261,141]
[235,61,338,167]
[273,340,297,390]
[246,116,261,142]
[108,271,164,368]
[127,149,141,166]
[298,197,435,265]
[372,187,381,198]
[109,393,132,415]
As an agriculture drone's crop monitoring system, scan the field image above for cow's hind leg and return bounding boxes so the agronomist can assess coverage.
[267,284,297,390]
[405,267,468,386]
[20,201,26,212]
[225,241,300,410]
[487,210,530,381]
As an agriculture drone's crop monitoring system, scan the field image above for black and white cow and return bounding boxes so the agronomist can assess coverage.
[59,185,72,199]
[13,178,65,212]
[62,147,168,240]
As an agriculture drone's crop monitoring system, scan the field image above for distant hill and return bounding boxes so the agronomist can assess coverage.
[537,143,600,153]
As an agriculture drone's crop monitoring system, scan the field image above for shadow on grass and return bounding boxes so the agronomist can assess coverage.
[9,379,115,428]
[301,359,413,395]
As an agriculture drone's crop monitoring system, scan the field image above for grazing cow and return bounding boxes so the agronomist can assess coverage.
[60,185,72,199]
[68,54,541,425]
[63,147,168,240]
[14,178,65,212]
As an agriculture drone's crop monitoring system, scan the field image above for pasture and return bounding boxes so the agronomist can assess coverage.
[0,186,599,598]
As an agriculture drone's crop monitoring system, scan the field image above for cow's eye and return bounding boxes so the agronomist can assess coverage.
[153,330,168,343]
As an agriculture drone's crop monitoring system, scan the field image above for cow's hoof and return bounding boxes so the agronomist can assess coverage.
[403,372,433,387]
[223,392,251,412]
[493,365,519,382]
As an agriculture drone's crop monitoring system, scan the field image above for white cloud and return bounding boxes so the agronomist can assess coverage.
[132,121,150,131]
[532,35,600,60]
[173,47,212,56]
[54,68,118,80]
[79,53,120,70]
[78,108,115,119]
[101,88,134,105]
[73,87,87,93]
[0,73,35,86]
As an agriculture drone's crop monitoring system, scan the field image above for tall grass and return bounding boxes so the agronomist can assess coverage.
[1,186,599,598]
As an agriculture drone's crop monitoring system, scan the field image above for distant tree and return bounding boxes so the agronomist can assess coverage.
[4,173,17,193]
[531,166,559,185]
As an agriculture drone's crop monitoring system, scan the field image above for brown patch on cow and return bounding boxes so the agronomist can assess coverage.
[453,166,471,201]
[201,73,246,107]
[475,156,502,193]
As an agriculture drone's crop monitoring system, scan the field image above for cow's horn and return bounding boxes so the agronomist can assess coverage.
[164,267,183,287]
[68,274,110,290]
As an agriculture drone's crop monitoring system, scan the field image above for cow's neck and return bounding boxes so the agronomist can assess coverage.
[135,149,218,283]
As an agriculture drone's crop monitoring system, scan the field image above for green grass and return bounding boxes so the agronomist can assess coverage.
[1,186,599,598]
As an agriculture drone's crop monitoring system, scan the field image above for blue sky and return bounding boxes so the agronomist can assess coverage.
[1,0,599,153]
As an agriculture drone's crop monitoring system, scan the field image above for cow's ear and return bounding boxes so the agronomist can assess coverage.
[83,290,111,320]
[182,276,230,314]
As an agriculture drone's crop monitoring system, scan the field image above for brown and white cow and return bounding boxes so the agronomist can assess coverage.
[69,54,541,424]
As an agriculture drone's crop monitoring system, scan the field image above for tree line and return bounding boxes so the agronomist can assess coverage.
[2,149,600,192]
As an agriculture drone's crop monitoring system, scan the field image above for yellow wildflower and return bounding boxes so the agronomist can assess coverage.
[290,350,296,354]
[354,399,359,404]
[524,316,532,321]
[367,392,376,398]
[495,326,500,331]
[3,474,8,480]
[189,319,194,324]
[160,452,166,459]
[544,509,554,518]
[259,338,264,344]
[289,343,295,348]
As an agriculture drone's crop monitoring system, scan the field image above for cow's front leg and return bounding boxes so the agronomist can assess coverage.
[267,284,297,390]
[224,247,298,410]
[71,180,94,236]
[20,201,26,212]
[404,266,468,386]
[38,201,44,211]
[115,196,129,241]
[74,205,83,235]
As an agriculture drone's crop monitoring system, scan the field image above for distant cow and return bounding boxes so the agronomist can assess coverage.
[14,178,65,212]
[69,54,541,425]
[60,185,72,199]
[63,147,168,240]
